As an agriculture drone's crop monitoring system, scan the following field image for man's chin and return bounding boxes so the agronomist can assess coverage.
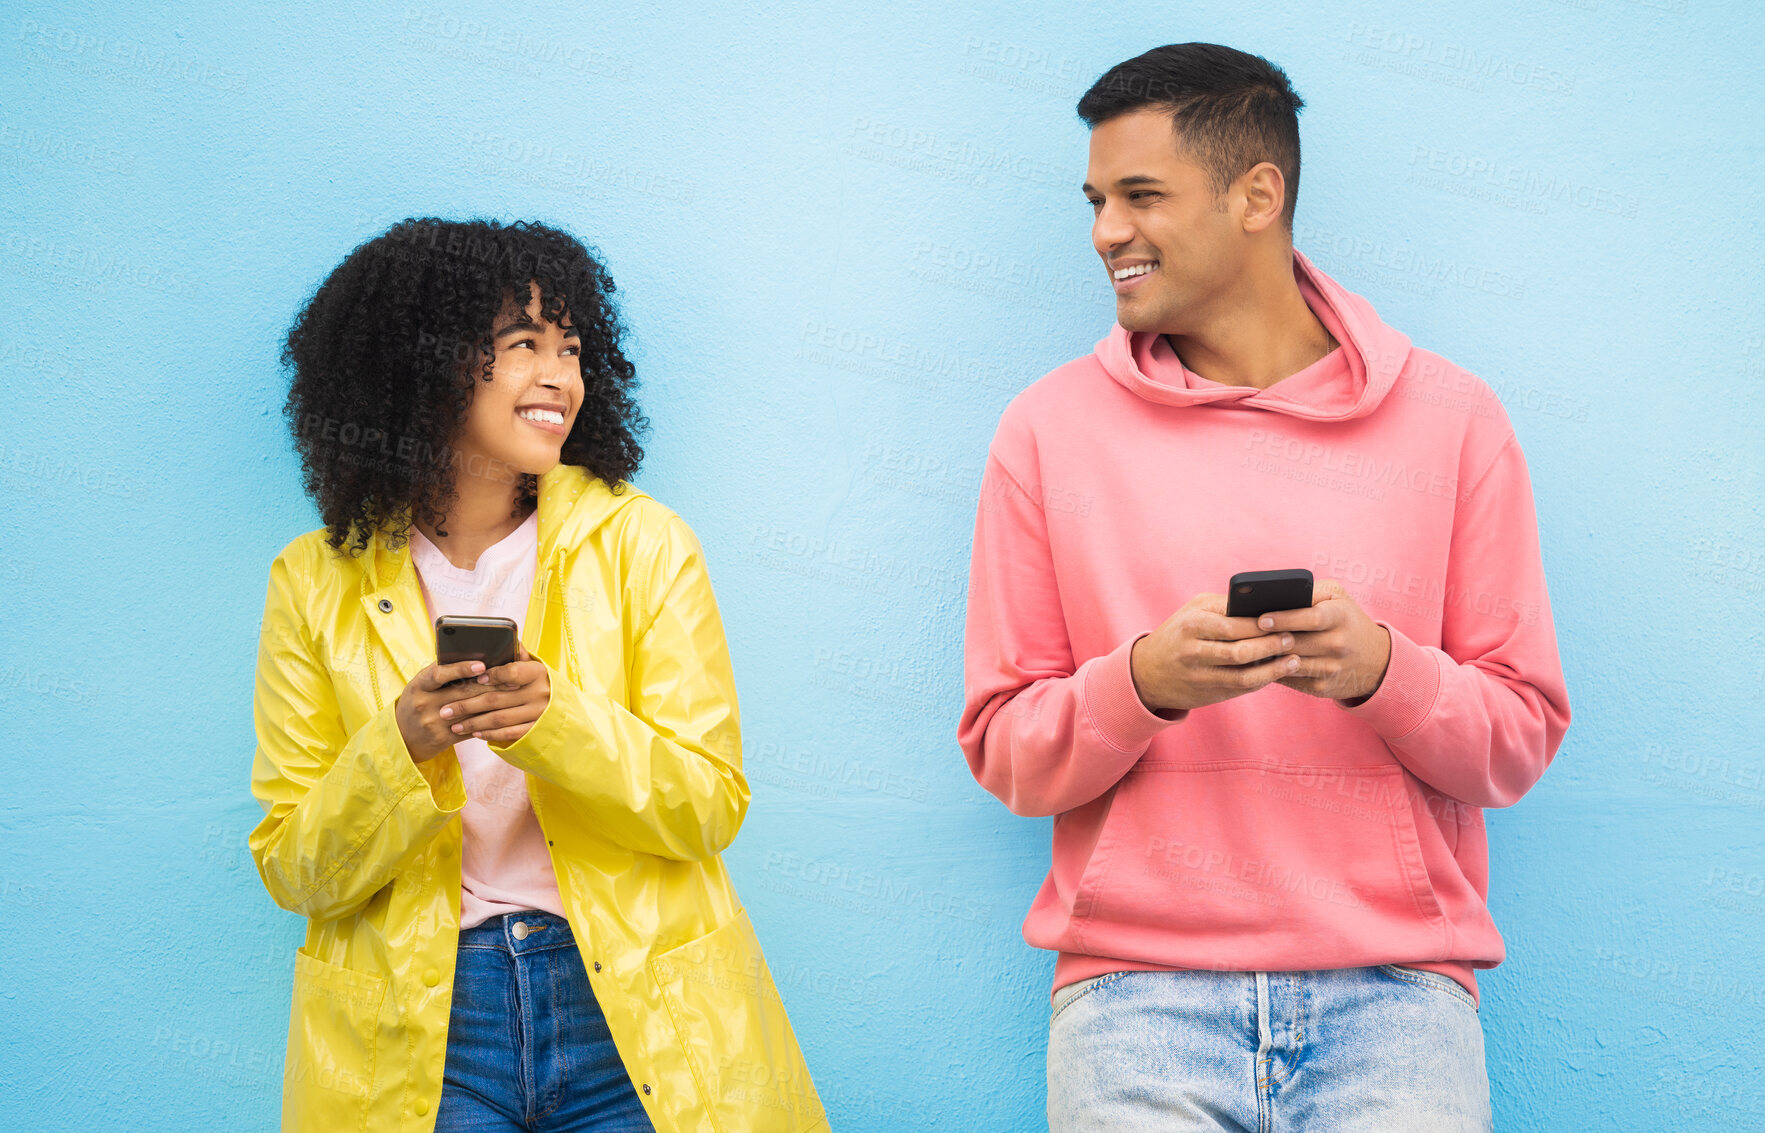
[1115,290,1190,335]
[1114,301,1164,334]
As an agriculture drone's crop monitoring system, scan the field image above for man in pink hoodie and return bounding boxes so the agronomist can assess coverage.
[957,43,1570,1132]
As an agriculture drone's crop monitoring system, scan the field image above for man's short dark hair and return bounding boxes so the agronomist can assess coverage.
[1078,43,1305,232]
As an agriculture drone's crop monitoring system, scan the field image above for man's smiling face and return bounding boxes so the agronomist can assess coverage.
[1084,107,1246,335]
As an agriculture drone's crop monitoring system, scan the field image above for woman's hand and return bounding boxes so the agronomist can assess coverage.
[436,643,552,748]
[395,659,494,763]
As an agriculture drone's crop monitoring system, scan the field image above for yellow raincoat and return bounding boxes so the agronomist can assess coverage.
[249,462,827,1131]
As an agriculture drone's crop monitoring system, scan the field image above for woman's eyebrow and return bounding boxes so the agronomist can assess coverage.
[494,319,581,338]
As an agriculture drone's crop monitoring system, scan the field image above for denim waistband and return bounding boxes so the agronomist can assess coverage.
[456,909,577,954]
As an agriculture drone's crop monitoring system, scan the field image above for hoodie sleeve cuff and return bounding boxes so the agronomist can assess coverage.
[1083,632,1187,753]
[1336,620,1441,740]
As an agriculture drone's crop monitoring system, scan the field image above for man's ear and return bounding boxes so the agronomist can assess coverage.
[1239,161,1286,234]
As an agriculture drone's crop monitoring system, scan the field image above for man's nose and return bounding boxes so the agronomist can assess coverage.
[1093,204,1135,254]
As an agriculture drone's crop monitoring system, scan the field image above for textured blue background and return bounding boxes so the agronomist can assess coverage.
[3,1,1761,1128]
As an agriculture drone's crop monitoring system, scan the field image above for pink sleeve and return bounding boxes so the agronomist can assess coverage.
[1337,433,1572,807]
[957,451,1182,818]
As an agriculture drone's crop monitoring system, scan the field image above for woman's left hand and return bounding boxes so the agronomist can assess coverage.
[437,643,552,746]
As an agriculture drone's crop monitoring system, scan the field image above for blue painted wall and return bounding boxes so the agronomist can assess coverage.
[3,1,1761,1128]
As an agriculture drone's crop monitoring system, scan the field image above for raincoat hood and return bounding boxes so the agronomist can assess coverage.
[1094,248,1413,423]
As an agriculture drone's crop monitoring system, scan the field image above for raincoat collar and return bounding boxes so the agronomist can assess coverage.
[353,464,645,690]
[358,463,642,595]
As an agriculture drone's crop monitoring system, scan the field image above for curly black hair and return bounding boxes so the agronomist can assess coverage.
[282,217,648,556]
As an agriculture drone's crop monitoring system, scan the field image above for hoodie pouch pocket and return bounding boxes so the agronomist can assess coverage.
[1072,760,1446,966]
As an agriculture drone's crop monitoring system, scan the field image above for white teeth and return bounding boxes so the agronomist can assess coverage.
[518,408,565,425]
[1113,263,1157,281]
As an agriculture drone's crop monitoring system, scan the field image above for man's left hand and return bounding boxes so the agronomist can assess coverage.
[1256,580,1392,704]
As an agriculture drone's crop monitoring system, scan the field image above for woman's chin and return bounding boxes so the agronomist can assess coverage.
[458,447,559,487]
[523,452,565,477]
[502,441,564,478]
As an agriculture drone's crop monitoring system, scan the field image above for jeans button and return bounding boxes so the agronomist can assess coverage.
[512,921,529,940]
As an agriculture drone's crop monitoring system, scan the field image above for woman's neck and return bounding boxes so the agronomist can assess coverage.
[411,481,533,571]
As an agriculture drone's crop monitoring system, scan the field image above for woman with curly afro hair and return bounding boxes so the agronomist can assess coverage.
[249,218,827,1133]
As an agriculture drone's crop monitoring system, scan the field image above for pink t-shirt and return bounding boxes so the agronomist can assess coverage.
[408,509,567,930]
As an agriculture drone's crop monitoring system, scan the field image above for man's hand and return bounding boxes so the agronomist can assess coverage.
[1129,592,1304,714]
[1258,579,1392,703]
[438,643,552,747]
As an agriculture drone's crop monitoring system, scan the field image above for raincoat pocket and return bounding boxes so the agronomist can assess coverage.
[285,946,385,1104]
[649,908,828,1132]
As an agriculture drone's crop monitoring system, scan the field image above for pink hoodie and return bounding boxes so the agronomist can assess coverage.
[957,249,1570,1007]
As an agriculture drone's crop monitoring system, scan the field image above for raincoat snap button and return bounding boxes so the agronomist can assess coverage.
[423,968,439,987]
[593,961,602,972]
[377,598,392,613]
[642,1083,652,1096]
[415,1099,429,1115]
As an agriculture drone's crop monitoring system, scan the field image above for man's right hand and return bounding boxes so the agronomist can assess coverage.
[395,660,492,763]
[1128,593,1301,715]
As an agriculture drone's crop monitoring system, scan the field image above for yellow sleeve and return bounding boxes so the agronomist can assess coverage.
[248,542,466,920]
[489,515,749,861]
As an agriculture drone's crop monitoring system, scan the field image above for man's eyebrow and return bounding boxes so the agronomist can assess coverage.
[1081,175,1168,193]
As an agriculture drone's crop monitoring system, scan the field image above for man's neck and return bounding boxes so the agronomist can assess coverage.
[1164,266,1335,390]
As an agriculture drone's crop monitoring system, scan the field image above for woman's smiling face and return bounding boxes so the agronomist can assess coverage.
[452,281,585,482]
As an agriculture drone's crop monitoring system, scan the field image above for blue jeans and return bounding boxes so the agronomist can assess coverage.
[434,910,655,1132]
[1047,967,1492,1132]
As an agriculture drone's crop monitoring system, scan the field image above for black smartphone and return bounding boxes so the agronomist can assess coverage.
[1225,569,1314,620]
[435,615,519,687]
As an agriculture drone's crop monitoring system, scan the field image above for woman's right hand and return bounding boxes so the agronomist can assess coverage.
[395,660,491,763]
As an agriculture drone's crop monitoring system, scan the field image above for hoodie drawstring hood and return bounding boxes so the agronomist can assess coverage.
[1095,248,1413,422]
